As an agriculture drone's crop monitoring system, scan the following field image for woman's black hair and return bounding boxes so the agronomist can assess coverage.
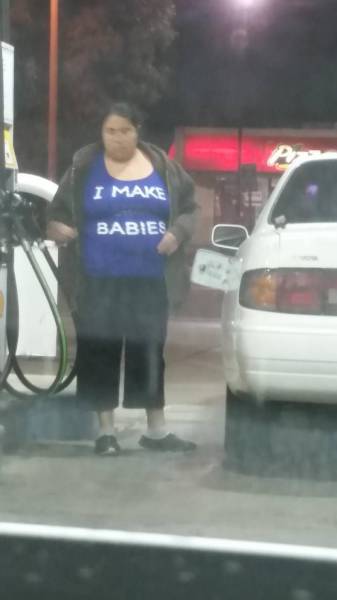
[101,101,144,129]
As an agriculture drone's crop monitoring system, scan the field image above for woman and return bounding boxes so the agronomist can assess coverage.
[47,102,198,456]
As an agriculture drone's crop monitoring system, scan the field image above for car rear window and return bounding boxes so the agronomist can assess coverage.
[270,160,337,224]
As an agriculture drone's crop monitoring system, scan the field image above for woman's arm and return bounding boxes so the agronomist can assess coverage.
[168,173,197,244]
[46,167,78,244]
[46,220,78,244]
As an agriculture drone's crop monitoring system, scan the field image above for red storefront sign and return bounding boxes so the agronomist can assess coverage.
[170,131,337,173]
[182,133,240,171]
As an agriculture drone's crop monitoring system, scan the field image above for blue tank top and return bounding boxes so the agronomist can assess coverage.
[81,152,170,278]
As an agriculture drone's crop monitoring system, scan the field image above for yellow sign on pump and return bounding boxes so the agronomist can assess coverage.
[4,129,17,169]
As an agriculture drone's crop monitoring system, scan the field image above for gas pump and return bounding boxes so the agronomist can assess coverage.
[0,23,17,384]
[0,5,76,400]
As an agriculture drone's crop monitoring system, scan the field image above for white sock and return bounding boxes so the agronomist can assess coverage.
[145,427,169,440]
[99,427,116,438]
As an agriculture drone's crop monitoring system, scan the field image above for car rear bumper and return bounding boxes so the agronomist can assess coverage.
[223,310,337,401]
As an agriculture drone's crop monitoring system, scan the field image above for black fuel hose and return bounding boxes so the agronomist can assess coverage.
[0,329,13,387]
[0,253,17,387]
[39,243,78,393]
[4,247,66,396]
[0,199,78,397]
[3,220,69,397]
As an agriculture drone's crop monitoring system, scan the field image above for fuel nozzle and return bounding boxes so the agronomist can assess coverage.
[0,189,14,244]
[10,191,26,211]
[0,190,44,245]
[0,189,25,212]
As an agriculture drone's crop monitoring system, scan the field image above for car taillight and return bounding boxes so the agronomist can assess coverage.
[240,269,337,315]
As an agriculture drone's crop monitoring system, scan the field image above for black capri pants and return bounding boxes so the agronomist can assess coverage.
[76,277,168,411]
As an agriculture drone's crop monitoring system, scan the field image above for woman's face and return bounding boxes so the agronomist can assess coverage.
[101,114,138,162]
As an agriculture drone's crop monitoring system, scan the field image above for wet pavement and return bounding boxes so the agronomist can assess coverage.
[1,320,337,549]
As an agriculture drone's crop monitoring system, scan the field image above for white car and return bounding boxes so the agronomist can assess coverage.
[193,153,337,403]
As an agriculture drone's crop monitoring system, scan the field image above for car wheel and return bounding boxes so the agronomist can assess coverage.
[224,386,275,473]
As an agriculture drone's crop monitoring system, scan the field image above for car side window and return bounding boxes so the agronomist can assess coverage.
[271,160,337,224]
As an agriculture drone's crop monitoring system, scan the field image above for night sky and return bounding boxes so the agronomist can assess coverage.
[9,0,337,172]
[165,0,337,129]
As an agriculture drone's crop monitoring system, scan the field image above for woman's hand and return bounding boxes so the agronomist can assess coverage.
[157,232,179,256]
[46,220,78,245]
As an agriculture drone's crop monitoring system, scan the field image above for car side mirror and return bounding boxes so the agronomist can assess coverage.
[212,224,249,252]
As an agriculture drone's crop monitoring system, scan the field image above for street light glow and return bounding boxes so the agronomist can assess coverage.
[236,0,259,6]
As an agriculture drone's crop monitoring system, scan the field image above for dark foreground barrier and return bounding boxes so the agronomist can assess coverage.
[0,523,337,600]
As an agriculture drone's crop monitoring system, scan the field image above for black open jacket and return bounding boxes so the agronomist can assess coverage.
[47,141,198,310]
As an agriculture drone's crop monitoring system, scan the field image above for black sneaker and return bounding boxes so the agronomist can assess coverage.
[95,435,121,456]
[139,433,197,453]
